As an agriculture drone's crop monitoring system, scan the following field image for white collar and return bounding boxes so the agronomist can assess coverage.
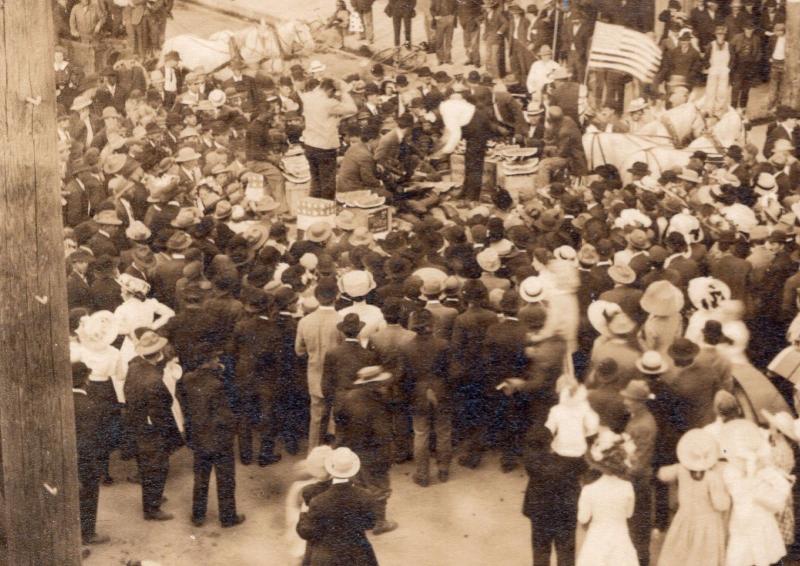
[72,388,87,395]
[345,338,360,343]
[98,229,110,238]
[332,478,349,484]
[426,299,440,305]
[318,305,336,311]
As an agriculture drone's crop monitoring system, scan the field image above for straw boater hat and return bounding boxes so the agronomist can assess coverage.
[636,350,669,375]
[677,429,720,472]
[477,248,501,273]
[608,265,636,286]
[174,146,202,163]
[640,280,684,316]
[519,276,549,304]
[628,98,649,114]
[339,270,376,298]
[324,447,361,479]
[353,365,393,385]
[588,300,637,336]
[135,330,168,357]
[118,273,150,297]
[305,221,333,243]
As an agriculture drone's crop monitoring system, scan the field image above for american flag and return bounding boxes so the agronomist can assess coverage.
[587,22,663,83]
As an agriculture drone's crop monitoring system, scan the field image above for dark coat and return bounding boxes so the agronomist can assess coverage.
[763,122,800,160]
[523,446,580,522]
[398,333,451,411]
[334,383,393,468]
[86,230,119,259]
[550,116,588,176]
[64,178,92,228]
[450,306,498,383]
[74,390,105,482]
[483,318,528,388]
[90,275,122,313]
[124,356,184,454]
[322,341,380,401]
[181,363,236,453]
[67,271,93,311]
[297,482,378,566]
[233,314,283,393]
[151,254,189,308]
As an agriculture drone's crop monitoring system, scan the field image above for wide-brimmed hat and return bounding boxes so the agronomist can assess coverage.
[687,277,731,311]
[103,153,128,176]
[339,270,376,298]
[336,209,359,231]
[628,98,648,114]
[641,280,684,316]
[337,312,366,336]
[588,300,637,336]
[677,168,701,184]
[755,172,777,192]
[208,89,227,107]
[170,207,201,229]
[636,350,669,375]
[677,429,720,472]
[94,209,123,226]
[620,379,654,402]
[577,244,599,267]
[354,365,393,385]
[131,246,156,270]
[174,146,202,163]
[324,447,361,479]
[626,229,650,250]
[349,227,374,248]
[135,330,168,357]
[244,224,269,250]
[213,200,232,220]
[125,221,151,242]
[476,248,501,273]
[667,338,700,363]
[305,221,333,243]
[166,231,193,251]
[146,176,178,203]
[70,96,92,111]
[718,418,769,462]
[525,101,545,116]
[761,410,799,442]
[519,276,549,303]
[550,65,571,81]
[77,310,119,351]
[248,195,279,214]
[118,273,151,297]
[413,267,448,292]
[608,265,636,285]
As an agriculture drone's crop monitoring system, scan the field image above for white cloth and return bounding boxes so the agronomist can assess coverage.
[723,464,788,566]
[526,59,560,106]
[773,36,786,61]
[162,358,184,433]
[72,343,127,403]
[114,297,174,366]
[545,392,599,458]
[576,475,639,566]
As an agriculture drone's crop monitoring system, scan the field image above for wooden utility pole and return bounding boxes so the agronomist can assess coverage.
[0,0,82,564]
[786,0,800,106]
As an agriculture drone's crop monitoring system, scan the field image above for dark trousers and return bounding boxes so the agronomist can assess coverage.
[630,475,653,566]
[192,447,237,525]
[279,380,309,451]
[465,392,528,463]
[303,144,338,200]
[462,138,487,201]
[78,471,101,539]
[392,13,413,46]
[392,399,413,461]
[462,23,481,65]
[731,64,755,110]
[136,445,170,516]
[237,388,279,461]
[355,461,391,521]
[530,519,576,566]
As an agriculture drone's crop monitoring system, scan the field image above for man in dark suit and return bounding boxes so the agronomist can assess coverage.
[151,232,193,308]
[274,287,306,455]
[506,4,531,79]
[456,0,483,66]
[124,331,184,521]
[90,255,123,313]
[93,68,128,114]
[535,106,588,188]
[481,291,531,472]
[181,355,245,528]
[334,365,398,535]
[72,362,110,545]
[323,314,379,408]
[691,0,725,52]
[85,210,122,259]
[561,8,592,82]
[764,105,799,160]
[67,248,94,311]
[297,448,379,564]
[232,289,283,466]
[451,280,498,467]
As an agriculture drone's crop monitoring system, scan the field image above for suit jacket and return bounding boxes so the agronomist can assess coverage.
[181,363,236,453]
[764,122,800,160]
[151,254,188,309]
[455,0,482,29]
[74,389,105,482]
[398,333,450,409]
[489,91,527,137]
[322,341,379,401]
[691,8,725,49]
[483,318,528,388]
[374,129,403,167]
[560,18,592,64]
[85,229,118,259]
[90,274,122,313]
[483,7,509,44]
[368,324,415,375]
[296,307,344,398]
[550,116,588,175]
[64,178,91,228]
[124,356,183,453]
[336,141,382,193]
[661,349,733,431]
[450,306,498,382]
[233,314,283,392]
[334,384,393,468]
[94,85,128,114]
[709,254,751,301]
[297,482,378,566]
[67,271,93,311]
[425,301,459,340]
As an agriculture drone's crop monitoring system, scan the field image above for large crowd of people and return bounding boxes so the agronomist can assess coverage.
[52,0,800,565]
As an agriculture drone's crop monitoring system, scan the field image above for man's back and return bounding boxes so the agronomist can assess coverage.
[296,307,342,397]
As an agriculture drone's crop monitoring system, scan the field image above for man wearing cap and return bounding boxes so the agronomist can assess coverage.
[729,21,761,112]
[124,331,183,521]
[67,249,95,311]
[764,105,799,160]
[86,210,123,258]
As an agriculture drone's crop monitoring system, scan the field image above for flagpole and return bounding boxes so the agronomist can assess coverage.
[552,6,560,58]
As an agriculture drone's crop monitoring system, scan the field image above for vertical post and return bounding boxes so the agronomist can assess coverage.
[0,0,82,564]
[785,0,800,106]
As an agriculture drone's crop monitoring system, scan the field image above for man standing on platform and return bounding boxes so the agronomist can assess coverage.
[301,78,357,200]
[353,0,376,43]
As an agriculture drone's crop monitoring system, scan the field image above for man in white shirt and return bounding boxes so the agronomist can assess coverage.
[768,22,786,109]
[526,44,560,108]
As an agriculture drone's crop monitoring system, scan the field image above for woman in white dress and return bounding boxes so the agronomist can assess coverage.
[114,273,174,368]
[719,419,791,566]
[576,431,639,566]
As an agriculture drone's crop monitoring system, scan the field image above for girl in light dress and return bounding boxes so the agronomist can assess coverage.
[576,430,639,566]
[114,273,174,369]
[657,429,730,566]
